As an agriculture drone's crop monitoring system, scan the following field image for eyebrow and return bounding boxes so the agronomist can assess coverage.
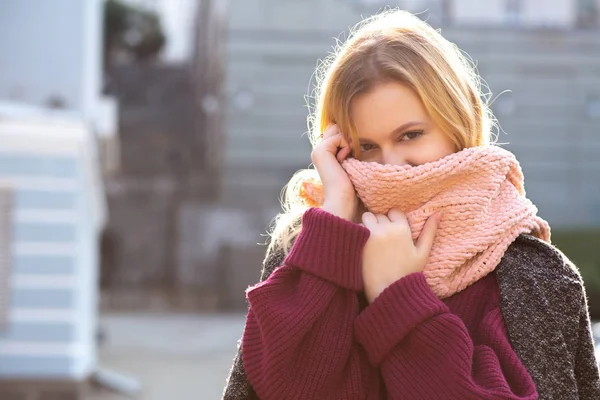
[358,121,425,142]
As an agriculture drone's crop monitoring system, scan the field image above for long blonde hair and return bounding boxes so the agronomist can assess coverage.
[267,10,496,257]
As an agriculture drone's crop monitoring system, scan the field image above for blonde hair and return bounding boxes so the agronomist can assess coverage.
[266,9,496,258]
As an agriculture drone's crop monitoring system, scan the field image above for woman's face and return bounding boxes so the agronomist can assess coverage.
[349,81,457,166]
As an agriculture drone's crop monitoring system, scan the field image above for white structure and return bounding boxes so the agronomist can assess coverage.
[0,0,118,171]
[0,108,107,379]
[0,0,110,383]
[0,0,103,121]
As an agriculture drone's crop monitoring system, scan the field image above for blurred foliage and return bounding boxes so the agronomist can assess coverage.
[103,0,166,67]
[552,229,600,318]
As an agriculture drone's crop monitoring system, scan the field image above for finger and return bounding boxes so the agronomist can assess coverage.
[387,208,408,224]
[318,133,350,163]
[374,213,390,225]
[322,124,340,139]
[321,134,345,154]
[336,146,351,162]
[336,135,352,162]
[361,212,377,229]
[416,212,442,257]
[312,134,345,167]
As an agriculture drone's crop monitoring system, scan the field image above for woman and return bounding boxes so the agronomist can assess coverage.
[222,10,600,399]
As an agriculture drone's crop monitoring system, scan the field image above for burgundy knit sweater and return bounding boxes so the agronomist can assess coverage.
[242,208,538,399]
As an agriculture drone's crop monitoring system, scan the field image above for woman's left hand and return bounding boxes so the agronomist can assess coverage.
[361,209,441,303]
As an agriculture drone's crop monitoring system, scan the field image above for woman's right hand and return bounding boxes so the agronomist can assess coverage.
[310,124,359,221]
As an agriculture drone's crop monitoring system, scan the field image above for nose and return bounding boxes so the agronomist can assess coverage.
[381,148,408,166]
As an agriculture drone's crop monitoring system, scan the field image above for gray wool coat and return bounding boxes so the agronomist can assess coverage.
[222,234,600,399]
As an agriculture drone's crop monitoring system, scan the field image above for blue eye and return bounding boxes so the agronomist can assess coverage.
[401,131,424,141]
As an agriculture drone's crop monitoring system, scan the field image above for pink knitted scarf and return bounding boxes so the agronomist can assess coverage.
[337,145,550,298]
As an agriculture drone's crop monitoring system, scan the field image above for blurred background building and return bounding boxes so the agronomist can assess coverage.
[225,0,600,309]
[0,0,598,398]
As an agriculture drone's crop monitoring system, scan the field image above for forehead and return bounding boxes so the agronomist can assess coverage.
[350,82,428,137]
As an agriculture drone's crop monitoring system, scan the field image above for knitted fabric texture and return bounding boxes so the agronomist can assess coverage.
[340,145,550,298]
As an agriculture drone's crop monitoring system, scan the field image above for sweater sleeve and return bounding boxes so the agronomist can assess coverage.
[242,208,376,400]
[354,273,539,400]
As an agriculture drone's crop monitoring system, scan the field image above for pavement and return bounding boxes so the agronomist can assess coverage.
[87,313,246,400]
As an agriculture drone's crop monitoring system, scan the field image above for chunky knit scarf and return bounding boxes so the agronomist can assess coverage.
[301,145,550,298]
[342,145,550,297]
